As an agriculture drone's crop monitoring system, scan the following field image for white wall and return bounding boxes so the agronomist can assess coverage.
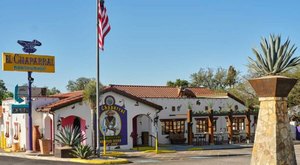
[145,97,250,144]
[53,102,92,147]
[2,97,58,150]
[100,92,159,149]
[1,92,258,150]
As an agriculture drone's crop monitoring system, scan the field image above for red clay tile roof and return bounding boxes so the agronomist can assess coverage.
[109,85,215,98]
[37,91,83,112]
[108,85,245,106]
[101,87,163,110]
[50,91,83,99]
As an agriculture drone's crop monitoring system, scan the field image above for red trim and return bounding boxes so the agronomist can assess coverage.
[61,116,76,127]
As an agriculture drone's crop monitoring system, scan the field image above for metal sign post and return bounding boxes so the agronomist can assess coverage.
[27,71,34,151]
[18,40,42,152]
[18,40,40,152]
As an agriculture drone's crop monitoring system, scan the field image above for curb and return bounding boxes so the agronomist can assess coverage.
[70,158,129,164]
[0,152,129,164]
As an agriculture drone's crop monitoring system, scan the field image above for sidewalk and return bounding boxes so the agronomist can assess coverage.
[0,142,299,164]
[156,143,253,151]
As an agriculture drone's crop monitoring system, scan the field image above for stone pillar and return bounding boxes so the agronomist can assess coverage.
[251,97,296,165]
[249,76,298,165]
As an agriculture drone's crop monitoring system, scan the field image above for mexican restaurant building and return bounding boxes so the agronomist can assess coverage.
[103,85,257,146]
[1,85,258,152]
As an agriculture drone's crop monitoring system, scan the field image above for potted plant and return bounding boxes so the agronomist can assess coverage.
[39,134,52,155]
[248,34,300,165]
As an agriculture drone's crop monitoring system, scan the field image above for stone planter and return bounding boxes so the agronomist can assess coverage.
[248,76,297,97]
[54,146,75,158]
[249,76,298,165]
[39,139,51,155]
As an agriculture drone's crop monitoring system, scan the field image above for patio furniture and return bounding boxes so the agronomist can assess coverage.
[214,133,223,145]
[169,132,186,144]
[194,133,208,146]
[231,130,240,144]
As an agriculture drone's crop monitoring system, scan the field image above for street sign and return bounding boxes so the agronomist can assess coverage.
[2,52,55,73]
[14,85,24,103]
[12,104,29,114]
[18,86,47,97]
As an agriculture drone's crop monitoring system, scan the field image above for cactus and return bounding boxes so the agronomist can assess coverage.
[248,34,300,76]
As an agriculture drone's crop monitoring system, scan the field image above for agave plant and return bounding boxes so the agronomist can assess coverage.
[55,125,86,147]
[248,34,300,76]
[72,144,93,159]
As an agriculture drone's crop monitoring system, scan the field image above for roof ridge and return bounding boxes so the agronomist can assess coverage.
[110,84,213,90]
[186,87,210,89]
[51,90,83,97]
[110,84,178,88]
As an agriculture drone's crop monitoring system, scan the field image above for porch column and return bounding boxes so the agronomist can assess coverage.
[208,109,214,144]
[187,110,193,145]
[245,109,251,142]
[227,110,233,143]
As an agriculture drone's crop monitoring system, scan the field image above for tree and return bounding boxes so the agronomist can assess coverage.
[190,67,238,90]
[228,78,259,108]
[0,80,12,104]
[190,68,215,89]
[283,66,300,107]
[83,80,103,155]
[214,67,227,90]
[46,87,61,96]
[66,77,93,91]
[226,65,238,88]
[166,79,190,87]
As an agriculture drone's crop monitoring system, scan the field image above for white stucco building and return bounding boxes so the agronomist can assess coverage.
[1,85,258,151]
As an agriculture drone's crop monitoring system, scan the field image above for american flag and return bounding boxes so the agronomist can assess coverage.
[98,0,111,50]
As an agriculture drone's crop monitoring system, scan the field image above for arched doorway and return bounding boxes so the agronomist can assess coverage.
[132,114,152,147]
[61,115,87,144]
[73,117,81,130]
[44,116,53,151]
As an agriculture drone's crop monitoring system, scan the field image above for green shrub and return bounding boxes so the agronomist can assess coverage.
[72,144,93,159]
[55,125,86,147]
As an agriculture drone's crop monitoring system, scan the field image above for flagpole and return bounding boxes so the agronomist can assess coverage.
[96,0,101,157]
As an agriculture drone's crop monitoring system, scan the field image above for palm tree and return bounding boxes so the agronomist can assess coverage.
[83,80,103,155]
[248,34,300,76]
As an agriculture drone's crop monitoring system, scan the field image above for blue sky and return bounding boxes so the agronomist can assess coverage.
[1,0,300,92]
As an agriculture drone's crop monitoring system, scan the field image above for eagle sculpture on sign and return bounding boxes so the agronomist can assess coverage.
[17,40,42,53]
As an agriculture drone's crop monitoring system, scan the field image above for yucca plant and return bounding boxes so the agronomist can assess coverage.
[248,34,300,76]
[55,125,86,147]
[72,144,93,159]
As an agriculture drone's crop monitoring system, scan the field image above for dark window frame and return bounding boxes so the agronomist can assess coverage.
[161,119,185,135]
